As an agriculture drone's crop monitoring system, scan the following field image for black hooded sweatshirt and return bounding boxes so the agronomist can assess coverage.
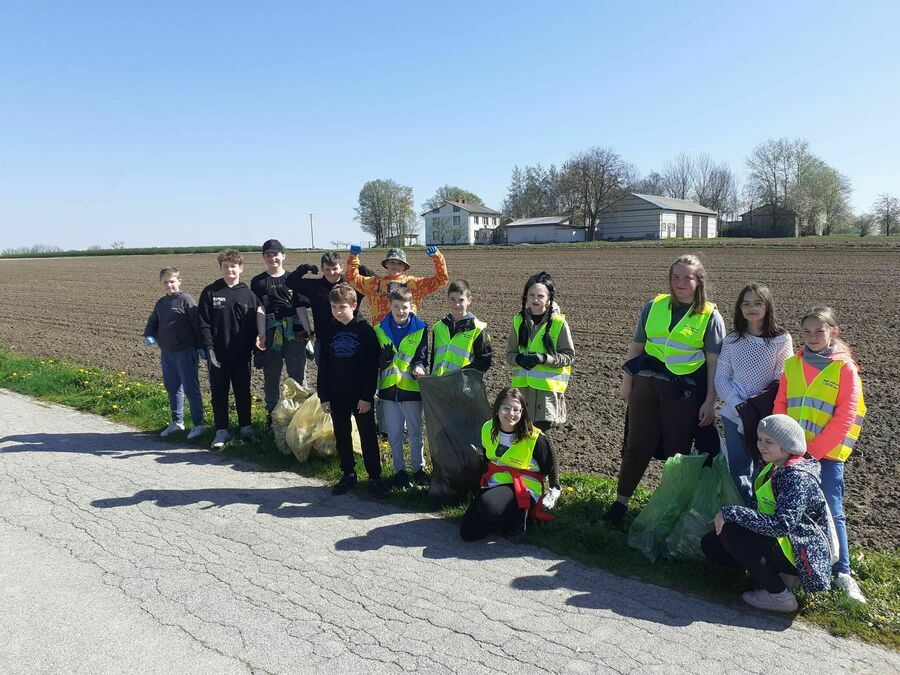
[197,279,259,360]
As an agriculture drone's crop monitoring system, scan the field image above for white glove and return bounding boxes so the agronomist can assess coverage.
[208,349,221,368]
[542,486,562,510]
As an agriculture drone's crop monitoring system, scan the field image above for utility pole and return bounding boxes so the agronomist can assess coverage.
[309,213,316,250]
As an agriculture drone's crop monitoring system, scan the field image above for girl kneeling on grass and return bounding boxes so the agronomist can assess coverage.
[702,415,833,613]
[506,271,574,434]
[459,388,560,541]
[606,254,725,526]
[774,306,867,604]
[715,283,793,504]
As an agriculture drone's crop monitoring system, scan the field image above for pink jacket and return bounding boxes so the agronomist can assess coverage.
[773,346,861,461]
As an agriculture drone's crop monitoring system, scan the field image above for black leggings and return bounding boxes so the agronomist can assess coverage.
[459,486,529,541]
[701,523,796,593]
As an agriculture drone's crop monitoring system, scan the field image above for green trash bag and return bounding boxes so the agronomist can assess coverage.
[666,453,745,561]
[627,453,707,562]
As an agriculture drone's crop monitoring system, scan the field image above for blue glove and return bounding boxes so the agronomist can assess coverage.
[426,246,438,257]
[144,336,156,347]
[197,348,206,360]
[350,245,362,255]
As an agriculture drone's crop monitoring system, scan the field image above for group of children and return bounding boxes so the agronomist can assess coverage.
[604,253,868,610]
[144,245,868,612]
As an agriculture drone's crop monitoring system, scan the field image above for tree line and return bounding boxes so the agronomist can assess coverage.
[354,138,898,245]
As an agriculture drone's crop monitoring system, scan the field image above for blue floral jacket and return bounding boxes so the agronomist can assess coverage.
[721,459,832,592]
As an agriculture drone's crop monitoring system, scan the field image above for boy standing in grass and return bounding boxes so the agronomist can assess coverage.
[345,245,448,325]
[143,267,207,439]
[250,239,314,422]
[317,283,388,497]
[374,287,430,489]
[198,250,260,449]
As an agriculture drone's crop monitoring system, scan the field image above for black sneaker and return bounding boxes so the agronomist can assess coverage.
[332,472,358,496]
[412,469,431,487]
[602,501,627,527]
[367,478,390,498]
[393,470,412,490]
[266,412,273,428]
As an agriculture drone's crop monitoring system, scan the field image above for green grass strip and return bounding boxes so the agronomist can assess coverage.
[0,347,896,649]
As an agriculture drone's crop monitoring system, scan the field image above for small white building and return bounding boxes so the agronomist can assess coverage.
[422,200,502,245]
[504,216,586,244]
[596,194,717,240]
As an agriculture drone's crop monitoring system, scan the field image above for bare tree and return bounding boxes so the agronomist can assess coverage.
[660,153,695,199]
[634,170,665,196]
[561,147,634,241]
[816,166,853,235]
[874,193,900,236]
[852,213,877,237]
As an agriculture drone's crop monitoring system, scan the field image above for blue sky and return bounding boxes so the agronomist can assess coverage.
[1,1,898,249]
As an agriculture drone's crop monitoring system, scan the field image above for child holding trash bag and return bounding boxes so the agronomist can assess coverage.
[773,306,867,604]
[505,271,574,431]
[460,388,560,541]
[702,415,834,613]
[607,254,726,526]
[715,283,793,504]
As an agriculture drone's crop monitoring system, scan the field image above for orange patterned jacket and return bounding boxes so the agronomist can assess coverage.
[346,252,449,325]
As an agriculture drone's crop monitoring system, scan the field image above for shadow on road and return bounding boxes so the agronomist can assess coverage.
[90,484,384,520]
[0,432,276,473]
[511,560,793,632]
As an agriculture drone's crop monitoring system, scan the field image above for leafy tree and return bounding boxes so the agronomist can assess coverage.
[355,179,417,246]
[422,185,484,212]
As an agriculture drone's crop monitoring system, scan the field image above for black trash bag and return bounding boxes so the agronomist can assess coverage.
[419,369,491,504]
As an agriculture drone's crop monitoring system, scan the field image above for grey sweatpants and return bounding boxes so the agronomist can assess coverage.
[381,399,425,473]
[262,336,308,411]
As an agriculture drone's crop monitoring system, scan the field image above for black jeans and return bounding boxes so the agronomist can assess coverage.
[702,523,796,593]
[460,486,529,541]
[330,397,382,479]
[208,357,252,430]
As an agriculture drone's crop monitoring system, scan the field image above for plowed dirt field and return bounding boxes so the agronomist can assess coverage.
[1,242,898,548]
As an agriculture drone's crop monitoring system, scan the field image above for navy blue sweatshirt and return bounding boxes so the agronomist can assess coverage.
[197,279,259,360]
[144,292,200,353]
[317,315,380,404]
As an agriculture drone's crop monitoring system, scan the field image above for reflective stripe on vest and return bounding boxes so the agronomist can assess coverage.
[643,294,715,375]
[754,463,796,566]
[374,324,426,393]
[783,355,866,462]
[432,319,486,377]
[480,420,543,500]
[510,313,571,393]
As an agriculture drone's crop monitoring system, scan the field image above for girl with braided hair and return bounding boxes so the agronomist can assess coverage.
[505,271,575,431]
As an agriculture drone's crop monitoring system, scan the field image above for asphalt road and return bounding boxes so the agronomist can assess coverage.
[1,389,897,674]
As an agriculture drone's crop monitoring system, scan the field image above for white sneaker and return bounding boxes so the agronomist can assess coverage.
[239,425,255,441]
[742,589,798,613]
[211,429,231,449]
[834,572,867,604]
[186,424,207,440]
[160,422,185,438]
[305,340,316,359]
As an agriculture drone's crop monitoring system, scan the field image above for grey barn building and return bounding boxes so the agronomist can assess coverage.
[596,194,717,240]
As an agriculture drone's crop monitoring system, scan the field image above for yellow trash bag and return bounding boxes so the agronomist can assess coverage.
[285,395,362,462]
[271,378,311,455]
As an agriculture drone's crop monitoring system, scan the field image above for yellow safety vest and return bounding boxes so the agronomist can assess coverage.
[481,421,544,500]
[643,294,715,375]
[511,314,571,393]
[432,319,487,376]
[754,462,796,566]
[783,355,866,462]
[374,324,426,393]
